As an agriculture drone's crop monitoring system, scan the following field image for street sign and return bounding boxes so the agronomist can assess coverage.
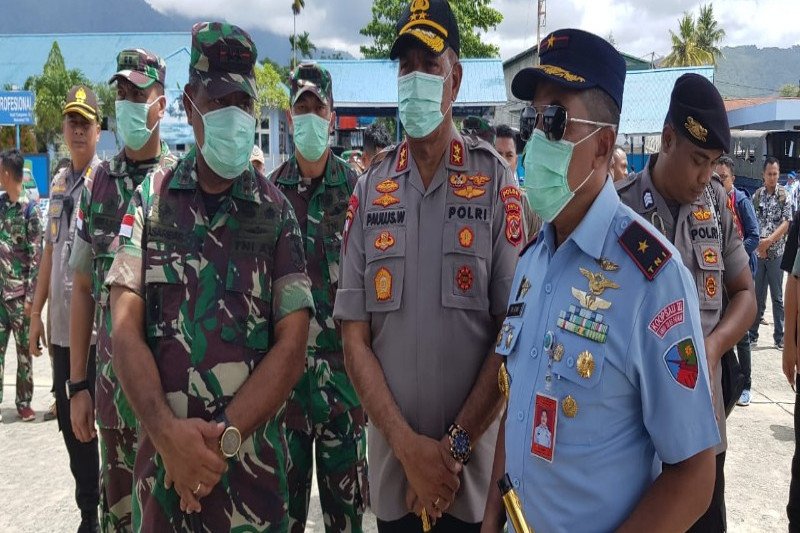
[0,91,35,125]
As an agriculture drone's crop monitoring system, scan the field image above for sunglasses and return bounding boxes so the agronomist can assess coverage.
[519,105,615,142]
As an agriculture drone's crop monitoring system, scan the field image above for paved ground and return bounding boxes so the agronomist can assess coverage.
[0,309,794,532]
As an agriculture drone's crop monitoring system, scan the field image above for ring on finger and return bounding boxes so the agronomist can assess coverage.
[192,482,202,495]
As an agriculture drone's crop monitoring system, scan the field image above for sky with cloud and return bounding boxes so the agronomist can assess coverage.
[145,0,800,60]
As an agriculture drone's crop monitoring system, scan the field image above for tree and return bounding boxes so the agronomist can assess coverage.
[291,0,305,68]
[0,126,37,152]
[24,41,88,151]
[289,31,317,63]
[254,62,289,118]
[696,4,725,62]
[93,81,117,144]
[779,84,800,97]
[360,0,503,59]
[662,12,714,67]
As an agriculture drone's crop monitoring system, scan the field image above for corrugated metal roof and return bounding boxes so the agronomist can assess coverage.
[620,66,714,136]
[0,32,192,89]
[316,59,507,108]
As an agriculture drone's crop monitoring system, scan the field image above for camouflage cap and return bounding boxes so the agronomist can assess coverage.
[190,22,258,99]
[290,62,333,107]
[109,48,166,89]
[62,84,100,122]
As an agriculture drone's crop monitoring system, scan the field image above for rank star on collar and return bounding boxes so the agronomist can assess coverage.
[638,240,649,253]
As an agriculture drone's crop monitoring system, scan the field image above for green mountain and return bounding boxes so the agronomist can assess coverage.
[715,45,800,98]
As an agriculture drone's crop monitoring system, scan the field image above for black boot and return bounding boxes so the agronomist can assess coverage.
[77,510,99,533]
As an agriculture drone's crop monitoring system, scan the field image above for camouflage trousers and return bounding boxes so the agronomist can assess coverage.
[99,427,137,533]
[0,296,32,408]
[285,371,368,533]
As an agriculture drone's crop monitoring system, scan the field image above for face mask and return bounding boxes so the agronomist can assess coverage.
[115,97,162,151]
[522,128,600,223]
[398,69,453,139]
[187,95,256,180]
[292,112,330,162]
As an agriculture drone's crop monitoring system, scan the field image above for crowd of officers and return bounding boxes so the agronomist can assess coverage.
[2,0,800,532]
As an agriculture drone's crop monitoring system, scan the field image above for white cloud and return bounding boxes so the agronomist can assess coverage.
[146,0,800,61]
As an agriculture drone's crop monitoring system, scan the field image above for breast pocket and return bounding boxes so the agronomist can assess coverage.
[693,243,722,310]
[552,338,605,445]
[364,226,406,313]
[143,247,185,341]
[441,220,490,311]
[221,259,271,353]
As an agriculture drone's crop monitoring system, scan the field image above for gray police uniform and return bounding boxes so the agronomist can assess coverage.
[617,155,750,451]
[47,158,100,347]
[334,132,523,522]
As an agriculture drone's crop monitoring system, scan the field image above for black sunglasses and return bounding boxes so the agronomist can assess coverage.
[519,105,615,142]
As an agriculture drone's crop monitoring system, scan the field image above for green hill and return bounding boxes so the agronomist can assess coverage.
[715,45,800,98]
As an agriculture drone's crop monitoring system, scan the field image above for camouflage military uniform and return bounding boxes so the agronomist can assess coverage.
[106,147,315,532]
[71,141,176,532]
[272,154,368,533]
[0,188,42,408]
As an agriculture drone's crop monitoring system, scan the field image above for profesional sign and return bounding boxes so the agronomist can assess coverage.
[0,91,35,125]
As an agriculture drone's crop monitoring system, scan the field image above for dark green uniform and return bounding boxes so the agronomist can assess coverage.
[272,154,367,533]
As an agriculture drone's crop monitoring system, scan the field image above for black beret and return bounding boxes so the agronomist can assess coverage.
[667,73,730,153]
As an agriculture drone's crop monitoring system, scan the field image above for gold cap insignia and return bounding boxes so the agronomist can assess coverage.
[75,87,87,103]
[536,64,586,83]
[684,116,708,143]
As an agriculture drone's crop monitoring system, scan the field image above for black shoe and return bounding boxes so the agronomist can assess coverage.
[777,340,785,349]
[77,511,99,533]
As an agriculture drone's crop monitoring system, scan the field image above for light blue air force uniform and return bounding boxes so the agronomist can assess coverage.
[498,179,720,533]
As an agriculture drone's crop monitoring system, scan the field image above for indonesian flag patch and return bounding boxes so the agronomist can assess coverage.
[119,213,135,239]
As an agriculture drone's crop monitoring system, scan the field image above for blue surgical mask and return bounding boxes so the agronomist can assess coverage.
[115,97,162,151]
[522,128,599,223]
[187,95,256,180]
[292,112,330,162]
[397,69,453,139]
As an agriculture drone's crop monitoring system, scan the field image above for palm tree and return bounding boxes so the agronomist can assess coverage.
[662,12,714,67]
[291,0,305,68]
[696,4,726,64]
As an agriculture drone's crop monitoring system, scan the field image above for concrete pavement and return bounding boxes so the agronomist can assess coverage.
[0,312,794,532]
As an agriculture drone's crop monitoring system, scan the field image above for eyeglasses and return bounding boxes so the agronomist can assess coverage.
[519,105,616,142]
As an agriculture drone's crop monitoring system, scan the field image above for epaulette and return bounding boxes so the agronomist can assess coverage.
[618,220,672,281]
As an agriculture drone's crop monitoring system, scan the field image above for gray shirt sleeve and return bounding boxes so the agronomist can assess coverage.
[489,161,523,316]
[333,176,369,322]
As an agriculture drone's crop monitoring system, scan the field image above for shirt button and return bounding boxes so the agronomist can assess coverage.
[513,477,520,488]
[530,347,538,358]
[517,411,524,421]
[567,356,575,368]
[545,283,552,294]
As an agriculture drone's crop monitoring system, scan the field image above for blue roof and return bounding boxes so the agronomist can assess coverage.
[316,59,507,109]
[0,32,192,89]
[620,66,715,135]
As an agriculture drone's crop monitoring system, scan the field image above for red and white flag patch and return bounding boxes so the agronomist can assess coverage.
[118,213,135,239]
[648,299,685,339]
[76,207,85,231]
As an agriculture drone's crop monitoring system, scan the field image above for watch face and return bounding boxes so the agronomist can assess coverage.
[221,427,241,457]
[452,431,469,454]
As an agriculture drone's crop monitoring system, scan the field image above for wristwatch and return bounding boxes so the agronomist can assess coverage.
[65,379,89,400]
[447,423,471,465]
[215,411,242,459]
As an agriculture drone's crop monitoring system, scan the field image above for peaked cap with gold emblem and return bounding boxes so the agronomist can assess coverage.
[390,0,460,59]
[512,28,626,110]
[62,84,100,122]
[667,73,730,153]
